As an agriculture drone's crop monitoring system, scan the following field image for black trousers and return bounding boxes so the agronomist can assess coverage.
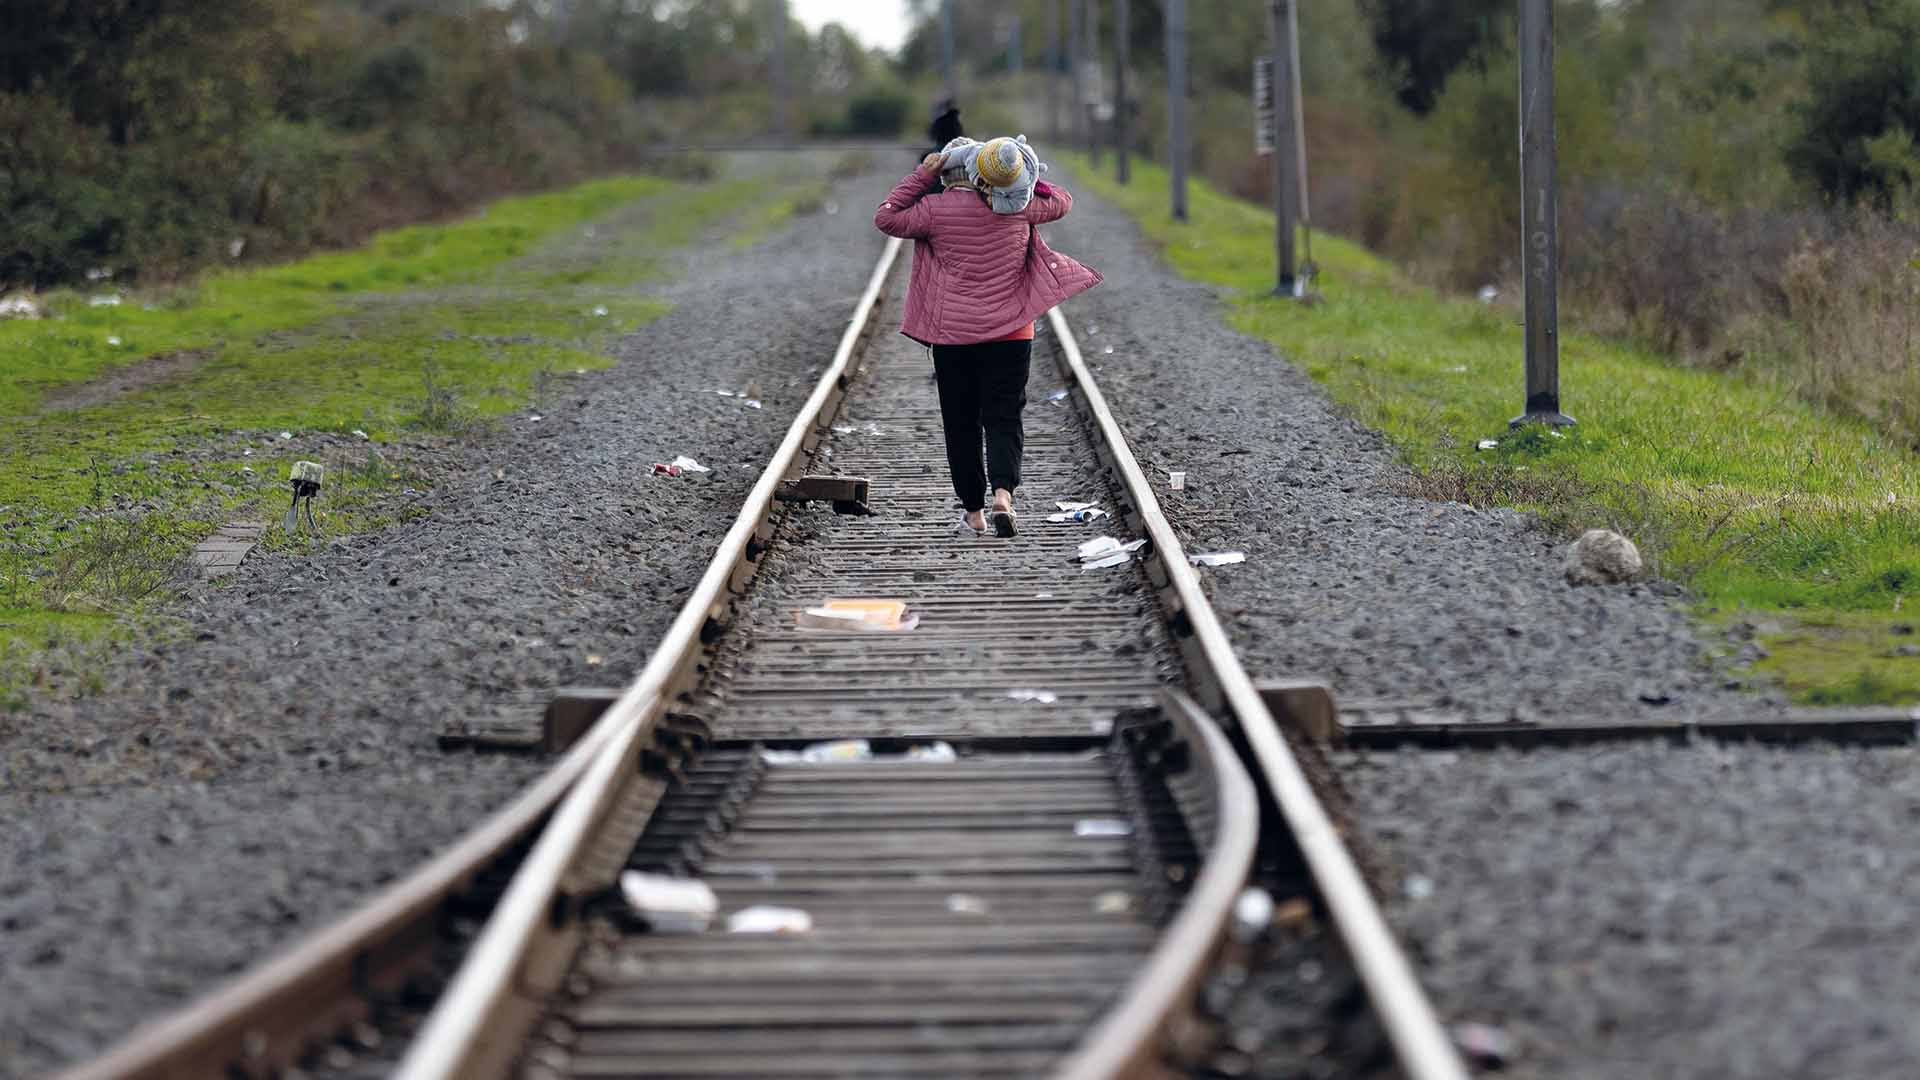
[931,340,1031,511]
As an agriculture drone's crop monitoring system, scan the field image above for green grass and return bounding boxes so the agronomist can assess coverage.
[1066,153,1920,706]
[0,166,807,700]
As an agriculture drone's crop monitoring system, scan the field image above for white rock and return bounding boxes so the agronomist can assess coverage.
[1565,529,1643,585]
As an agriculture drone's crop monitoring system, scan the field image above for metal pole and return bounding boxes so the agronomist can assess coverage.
[1068,0,1084,148]
[1085,0,1102,165]
[1113,0,1129,183]
[1270,0,1299,296]
[771,0,789,140]
[941,0,956,101]
[1167,0,1188,219]
[1512,0,1573,427]
[1009,14,1022,75]
[1287,0,1311,266]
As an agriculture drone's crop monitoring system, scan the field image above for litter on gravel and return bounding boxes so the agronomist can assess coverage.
[727,905,812,935]
[1007,688,1058,704]
[669,455,711,473]
[1074,818,1133,838]
[1078,536,1147,564]
[1189,551,1247,567]
[619,871,717,934]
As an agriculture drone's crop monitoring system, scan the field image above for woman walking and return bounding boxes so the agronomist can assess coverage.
[873,138,1101,537]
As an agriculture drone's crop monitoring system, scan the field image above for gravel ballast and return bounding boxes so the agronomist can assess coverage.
[1039,166,1920,1076]
[0,152,900,1077]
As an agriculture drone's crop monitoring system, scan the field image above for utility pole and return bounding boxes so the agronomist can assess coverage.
[1512,0,1573,428]
[1113,0,1130,183]
[1269,0,1299,296]
[1288,0,1311,269]
[770,0,789,140]
[1167,0,1188,219]
[1049,0,1063,139]
[1009,14,1022,76]
[941,0,956,102]
[1085,0,1102,166]
[1067,0,1084,148]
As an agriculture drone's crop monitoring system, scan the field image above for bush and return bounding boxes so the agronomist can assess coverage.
[843,86,912,137]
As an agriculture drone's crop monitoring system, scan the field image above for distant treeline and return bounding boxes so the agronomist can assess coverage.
[0,0,910,289]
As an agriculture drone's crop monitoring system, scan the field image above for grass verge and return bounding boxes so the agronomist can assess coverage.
[0,165,810,703]
[1065,153,1920,706]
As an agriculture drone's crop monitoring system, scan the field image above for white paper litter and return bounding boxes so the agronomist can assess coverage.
[1046,388,1070,402]
[727,905,813,934]
[744,399,763,409]
[669,455,711,473]
[1074,818,1134,838]
[1476,439,1500,451]
[1078,536,1148,563]
[88,294,122,307]
[1189,551,1247,567]
[1057,501,1096,511]
[1007,689,1058,704]
[945,893,991,916]
[1083,552,1133,569]
[106,336,122,346]
[619,871,717,934]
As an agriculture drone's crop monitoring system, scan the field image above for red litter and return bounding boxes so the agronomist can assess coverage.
[651,463,681,477]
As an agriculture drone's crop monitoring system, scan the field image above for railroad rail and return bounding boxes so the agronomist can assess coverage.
[61,237,1466,1079]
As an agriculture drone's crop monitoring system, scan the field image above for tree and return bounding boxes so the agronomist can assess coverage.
[1787,0,1920,206]
[1358,0,1511,114]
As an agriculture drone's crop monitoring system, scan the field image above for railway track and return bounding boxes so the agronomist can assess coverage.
[63,238,1466,1079]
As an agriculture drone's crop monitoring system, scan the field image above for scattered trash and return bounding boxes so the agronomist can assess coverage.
[795,599,918,632]
[651,463,682,477]
[669,455,711,474]
[1034,592,1054,599]
[744,399,763,409]
[1083,552,1131,569]
[240,466,254,475]
[350,429,369,440]
[1403,874,1435,901]
[1089,716,1114,736]
[0,294,41,319]
[1101,346,1114,355]
[1046,388,1070,404]
[1168,470,1186,490]
[86,267,113,282]
[1057,501,1096,511]
[945,893,990,916]
[619,871,717,934]
[727,905,813,935]
[832,423,856,434]
[1007,689,1058,704]
[1092,890,1135,915]
[761,739,872,765]
[907,741,958,762]
[228,237,246,259]
[1078,536,1148,565]
[1233,888,1277,942]
[714,389,737,397]
[1548,429,1566,439]
[88,293,122,307]
[592,305,609,317]
[1476,439,1500,451]
[1074,818,1133,838]
[1047,507,1108,524]
[527,413,543,423]
[1477,285,1499,304]
[1452,1022,1514,1069]
[278,431,294,440]
[585,654,604,666]
[106,336,122,346]
[1189,551,1247,567]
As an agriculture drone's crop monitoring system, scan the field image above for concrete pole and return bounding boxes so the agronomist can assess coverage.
[1167,0,1188,219]
[1270,0,1299,295]
[1512,0,1573,427]
[1113,0,1129,183]
[1009,14,1022,75]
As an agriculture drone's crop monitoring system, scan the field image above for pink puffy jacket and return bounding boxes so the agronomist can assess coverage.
[873,166,1102,346]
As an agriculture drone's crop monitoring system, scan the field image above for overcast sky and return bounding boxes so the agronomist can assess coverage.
[789,0,915,53]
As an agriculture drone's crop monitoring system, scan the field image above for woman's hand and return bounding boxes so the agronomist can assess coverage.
[921,151,946,174]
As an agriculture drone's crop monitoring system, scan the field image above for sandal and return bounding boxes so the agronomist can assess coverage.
[990,508,1017,538]
[960,512,986,536]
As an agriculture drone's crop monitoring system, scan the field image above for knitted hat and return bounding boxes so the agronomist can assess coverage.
[975,137,1026,189]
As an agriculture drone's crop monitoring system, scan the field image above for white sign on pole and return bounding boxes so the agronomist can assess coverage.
[1254,55,1274,156]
